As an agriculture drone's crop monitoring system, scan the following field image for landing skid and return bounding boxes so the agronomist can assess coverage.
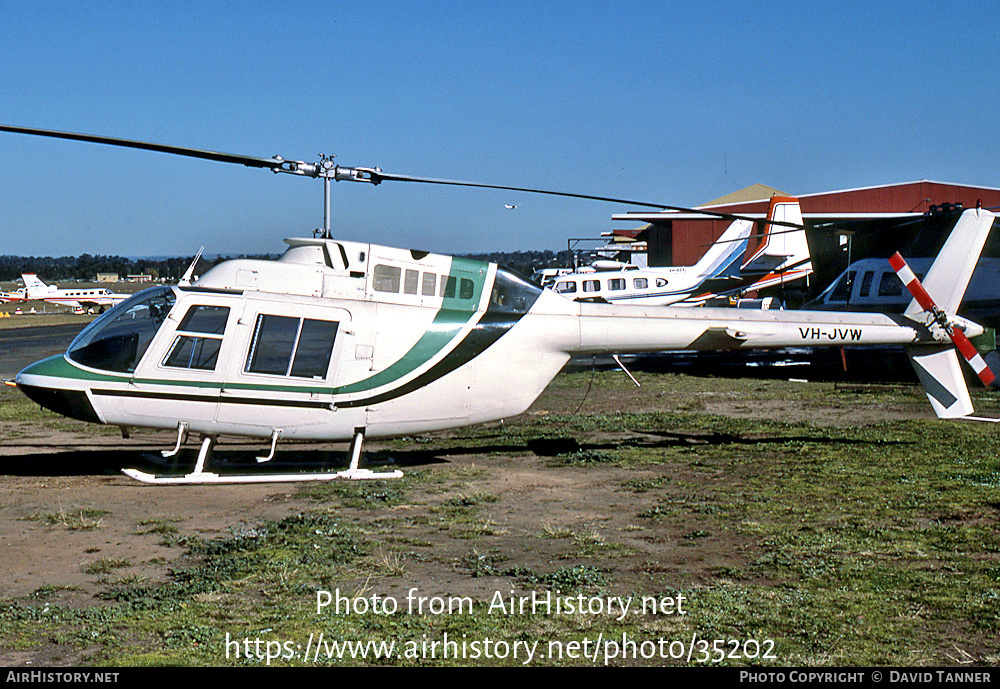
[121,467,403,484]
[121,429,403,485]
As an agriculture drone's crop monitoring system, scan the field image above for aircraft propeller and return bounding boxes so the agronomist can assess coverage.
[889,251,996,387]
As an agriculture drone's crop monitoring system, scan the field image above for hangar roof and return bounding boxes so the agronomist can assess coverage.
[698,183,788,208]
[610,180,1000,268]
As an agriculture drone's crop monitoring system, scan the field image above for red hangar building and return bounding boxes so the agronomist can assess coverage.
[610,180,1000,306]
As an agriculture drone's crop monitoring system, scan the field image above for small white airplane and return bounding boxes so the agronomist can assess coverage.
[20,273,130,312]
[0,289,26,303]
[1,125,996,486]
[548,196,811,306]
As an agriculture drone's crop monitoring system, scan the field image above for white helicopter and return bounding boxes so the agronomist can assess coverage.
[1,125,995,485]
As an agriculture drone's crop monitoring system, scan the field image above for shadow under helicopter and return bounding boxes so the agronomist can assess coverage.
[0,429,906,479]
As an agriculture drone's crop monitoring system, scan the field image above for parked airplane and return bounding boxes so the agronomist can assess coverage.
[20,274,130,312]
[0,289,25,303]
[548,197,810,306]
[549,216,754,304]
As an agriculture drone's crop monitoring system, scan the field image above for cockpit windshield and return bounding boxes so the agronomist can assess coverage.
[68,287,176,373]
[489,267,542,316]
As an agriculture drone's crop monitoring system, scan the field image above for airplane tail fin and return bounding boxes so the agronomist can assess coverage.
[20,273,51,297]
[897,208,998,418]
[692,219,754,280]
[741,196,810,276]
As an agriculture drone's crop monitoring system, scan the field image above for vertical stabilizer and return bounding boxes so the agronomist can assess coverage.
[692,219,754,279]
[905,209,995,317]
[741,196,810,274]
[20,273,53,298]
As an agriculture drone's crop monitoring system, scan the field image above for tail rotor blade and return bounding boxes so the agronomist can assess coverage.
[889,252,936,312]
[950,325,996,387]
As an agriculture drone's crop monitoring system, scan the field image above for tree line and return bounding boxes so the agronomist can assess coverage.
[0,254,275,283]
[0,249,573,284]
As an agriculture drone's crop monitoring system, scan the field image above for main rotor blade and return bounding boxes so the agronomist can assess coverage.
[0,124,808,223]
[0,124,282,169]
[366,171,676,210]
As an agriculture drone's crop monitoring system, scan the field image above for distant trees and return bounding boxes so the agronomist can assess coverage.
[0,254,278,282]
[0,249,568,284]
[460,249,572,278]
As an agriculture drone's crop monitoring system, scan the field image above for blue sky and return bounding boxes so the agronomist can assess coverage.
[2,1,998,258]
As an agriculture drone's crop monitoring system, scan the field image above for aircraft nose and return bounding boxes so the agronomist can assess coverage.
[15,356,103,424]
[16,382,102,424]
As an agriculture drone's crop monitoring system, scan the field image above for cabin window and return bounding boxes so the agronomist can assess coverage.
[67,287,176,373]
[877,272,903,297]
[245,314,339,379]
[164,337,222,370]
[608,278,625,291]
[421,272,437,296]
[460,277,475,300]
[555,281,577,294]
[633,278,648,290]
[441,275,457,298]
[289,319,340,378]
[373,264,401,293]
[859,271,874,298]
[655,278,668,288]
[403,269,419,295]
[830,271,857,301]
[177,305,230,335]
[163,305,231,371]
[583,279,600,292]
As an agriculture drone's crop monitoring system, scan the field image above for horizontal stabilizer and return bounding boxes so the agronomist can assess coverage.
[906,345,974,418]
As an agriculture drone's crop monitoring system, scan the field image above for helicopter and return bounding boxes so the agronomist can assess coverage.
[1,125,996,484]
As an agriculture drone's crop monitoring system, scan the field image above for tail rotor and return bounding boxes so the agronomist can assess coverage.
[889,251,995,387]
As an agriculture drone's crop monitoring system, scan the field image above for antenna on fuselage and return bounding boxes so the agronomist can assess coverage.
[179,246,205,286]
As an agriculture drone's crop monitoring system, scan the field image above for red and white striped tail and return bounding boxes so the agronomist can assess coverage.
[890,252,995,387]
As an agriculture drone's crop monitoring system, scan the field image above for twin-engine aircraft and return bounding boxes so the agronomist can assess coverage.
[1,125,995,484]
[549,196,811,306]
[20,273,130,312]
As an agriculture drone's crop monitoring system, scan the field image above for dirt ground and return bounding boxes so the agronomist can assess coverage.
[0,379,751,604]
[0,362,933,604]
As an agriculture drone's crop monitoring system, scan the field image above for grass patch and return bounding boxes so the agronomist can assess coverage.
[23,507,109,530]
[82,558,131,575]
